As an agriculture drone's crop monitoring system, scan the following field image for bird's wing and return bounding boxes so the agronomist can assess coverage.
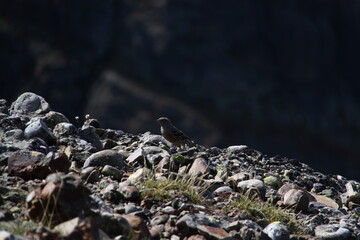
[171,128,195,146]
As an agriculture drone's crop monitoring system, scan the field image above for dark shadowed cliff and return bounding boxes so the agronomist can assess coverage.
[1,0,360,179]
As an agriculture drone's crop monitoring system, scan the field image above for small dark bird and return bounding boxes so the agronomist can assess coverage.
[157,117,195,148]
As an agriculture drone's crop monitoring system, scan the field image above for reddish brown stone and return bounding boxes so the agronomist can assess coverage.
[197,225,232,240]
[188,235,207,240]
[8,150,70,180]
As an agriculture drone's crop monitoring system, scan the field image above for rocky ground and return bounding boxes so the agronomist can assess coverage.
[0,92,360,240]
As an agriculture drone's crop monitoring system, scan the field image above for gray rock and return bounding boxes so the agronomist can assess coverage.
[283,189,309,211]
[53,122,77,138]
[81,167,100,183]
[312,183,325,193]
[277,183,316,202]
[308,202,344,216]
[0,99,8,114]
[214,186,233,195]
[127,168,152,184]
[263,175,282,190]
[124,204,139,214]
[238,220,269,240]
[10,92,50,117]
[277,183,302,197]
[149,224,165,239]
[53,217,81,238]
[4,129,24,142]
[188,157,208,176]
[237,179,266,200]
[83,150,124,169]
[24,119,55,143]
[101,184,121,203]
[0,230,16,240]
[43,111,69,129]
[228,172,250,184]
[99,212,132,238]
[162,206,176,214]
[214,167,228,181]
[315,224,351,240]
[263,222,290,240]
[118,182,140,201]
[176,213,220,236]
[12,137,49,153]
[101,165,123,180]
[227,145,248,154]
[143,146,170,166]
[141,133,169,146]
[339,218,356,230]
[0,116,27,132]
[121,214,152,240]
[0,113,8,120]
[342,181,360,210]
[78,126,102,151]
[126,147,144,165]
[151,214,169,225]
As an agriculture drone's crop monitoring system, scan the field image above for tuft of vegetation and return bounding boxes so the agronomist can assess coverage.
[224,195,302,233]
[0,221,39,235]
[137,173,210,204]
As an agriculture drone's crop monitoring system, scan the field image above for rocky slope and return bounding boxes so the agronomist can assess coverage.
[0,92,360,240]
[1,0,360,179]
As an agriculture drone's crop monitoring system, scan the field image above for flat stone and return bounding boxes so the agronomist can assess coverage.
[126,147,144,165]
[312,194,339,209]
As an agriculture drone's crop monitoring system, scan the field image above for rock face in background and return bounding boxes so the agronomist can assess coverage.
[1,1,360,178]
